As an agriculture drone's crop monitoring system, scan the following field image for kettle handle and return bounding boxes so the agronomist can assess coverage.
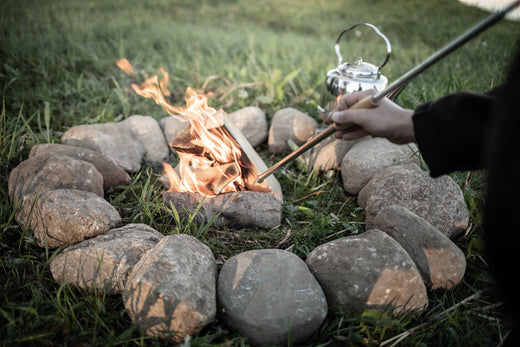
[334,23,391,71]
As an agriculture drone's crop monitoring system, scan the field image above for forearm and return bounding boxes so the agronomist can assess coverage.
[412,91,498,177]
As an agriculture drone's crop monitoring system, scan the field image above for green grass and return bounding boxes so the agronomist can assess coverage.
[1,0,519,345]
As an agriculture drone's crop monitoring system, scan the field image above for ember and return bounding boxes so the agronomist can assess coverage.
[117,59,274,197]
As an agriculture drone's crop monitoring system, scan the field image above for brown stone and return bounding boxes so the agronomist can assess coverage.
[217,249,327,345]
[306,229,428,315]
[268,108,317,154]
[163,191,282,228]
[358,164,469,238]
[17,189,121,248]
[8,153,104,206]
[159,116,189,144]
[228,106,268,147]
[29,143,130,191]
[123,234,217,343]
[122,115,170,164]
[341,137,420,194]
[373,205,466,290]
[61,122,145,173]
[50,223,163,293]
[303,128,358,172]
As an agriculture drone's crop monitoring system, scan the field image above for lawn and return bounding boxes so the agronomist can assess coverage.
[1,0,519,345]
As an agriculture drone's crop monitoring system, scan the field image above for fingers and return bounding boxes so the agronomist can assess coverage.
[326,91,415,144]
[335,89,377,111]
[330,107,366,127]
[324,89,377,124]
[334,125,368,141]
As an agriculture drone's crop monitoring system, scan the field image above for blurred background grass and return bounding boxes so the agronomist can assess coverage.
[2,0,517,125]
[1,0,519,345]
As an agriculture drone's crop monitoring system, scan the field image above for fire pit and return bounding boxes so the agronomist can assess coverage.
[118,60,283,228]
[6,58,470,346]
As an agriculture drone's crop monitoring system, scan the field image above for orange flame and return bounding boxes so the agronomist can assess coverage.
[116,58,136,78]
[118,59,251,196]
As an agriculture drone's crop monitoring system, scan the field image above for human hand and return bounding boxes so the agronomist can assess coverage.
[327,89,416,145]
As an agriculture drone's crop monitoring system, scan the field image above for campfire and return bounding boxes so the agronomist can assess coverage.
[117,59,282,227]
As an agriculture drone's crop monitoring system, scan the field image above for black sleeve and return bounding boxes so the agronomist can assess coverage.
[412,91,499,177]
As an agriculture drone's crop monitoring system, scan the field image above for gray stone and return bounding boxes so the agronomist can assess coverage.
[358,164,469,238]
[17,189,121,248]
[123,234,217,343]
[341,137,420,194]
[373,205,466,290]
[29,143,130,191]
[228,106,268,147]
[268,108,317,153]
[61,122,145,173]
[8,153,104,206]
[122,115,170,164]
[303,128,358,172]
[50,223,163,293]
[306,229,428,315]
[217,249,327,346]
[163,191,282,229]
[159,116,189,144]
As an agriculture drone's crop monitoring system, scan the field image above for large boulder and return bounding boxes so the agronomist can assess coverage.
[123,234,217,343]
[373,205,466,290]
[50,223,163,293]
[61,122,145,173]
[29,143,130,191]
[228,106,268,147]
[217,249,327,345]
[17,189,121,248]
[306,229,428,315]
[268,108,317,153]
[341,137,420,194]
[358,164,469,238]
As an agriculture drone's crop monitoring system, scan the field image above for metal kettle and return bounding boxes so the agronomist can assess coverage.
[326,23,400,98]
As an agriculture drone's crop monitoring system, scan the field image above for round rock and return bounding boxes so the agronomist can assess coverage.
[61,122,145,173]
[122,115,170,164]
[50,223,163,293]
[17,189,121,248]
[228,106,268,147]
[373,205,466,290]
[8,153,104,205]
[217,249,327,346]
[341,137,420,194]
[268,107,317,154]
[159,116,189,144]
[358,163,469,238]
[303,129,358,172]
[123,234,217,343]
[29,143,130,191]
[306,229,428,315]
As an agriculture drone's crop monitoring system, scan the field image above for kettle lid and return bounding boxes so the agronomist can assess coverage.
[340,57,381,80]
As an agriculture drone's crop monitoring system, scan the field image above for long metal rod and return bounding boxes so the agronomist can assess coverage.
[373,0,520,104]
[257,0,520,183]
